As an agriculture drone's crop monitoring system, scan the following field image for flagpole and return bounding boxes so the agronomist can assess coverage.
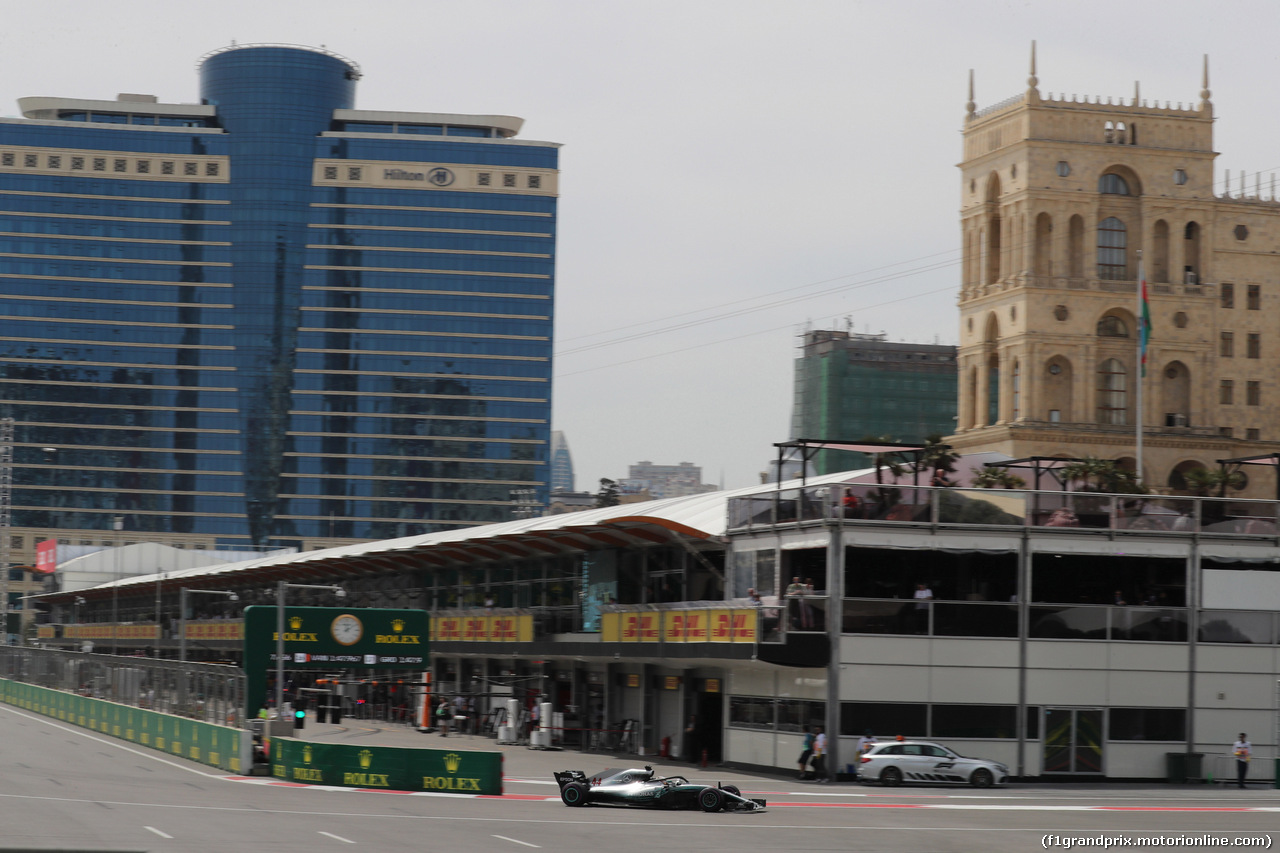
[1136,250,1146,486]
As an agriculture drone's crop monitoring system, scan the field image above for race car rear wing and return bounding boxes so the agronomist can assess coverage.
[553,770,587,790]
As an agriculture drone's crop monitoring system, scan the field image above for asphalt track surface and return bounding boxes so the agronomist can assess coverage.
[2,705,1279,852]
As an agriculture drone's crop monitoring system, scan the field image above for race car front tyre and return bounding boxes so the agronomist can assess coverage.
[561,781,588,806]
[698,787,725,812]
[720,785,741,796]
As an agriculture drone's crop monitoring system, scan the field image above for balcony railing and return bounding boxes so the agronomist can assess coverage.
[728,484,1280,537]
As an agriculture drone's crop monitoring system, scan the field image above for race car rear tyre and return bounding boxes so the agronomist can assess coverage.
[698,786,725,812]
[969,768,994,789]
[880,767,903,787]
[561,781,588,806]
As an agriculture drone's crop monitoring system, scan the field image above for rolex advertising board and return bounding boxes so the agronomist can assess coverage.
[243,606,428,668]
[271,736,502,795]
[242,606,430,715]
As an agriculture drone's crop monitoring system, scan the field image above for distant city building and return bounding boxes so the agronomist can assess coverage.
[550,431,575,493]
[545,490,594,515]
[0,44,560,560]
[790,330,957,474]
[948,58,1280,497]
[621,461,717,500]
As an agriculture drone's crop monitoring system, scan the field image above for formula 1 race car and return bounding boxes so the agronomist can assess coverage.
[553,766,766,812]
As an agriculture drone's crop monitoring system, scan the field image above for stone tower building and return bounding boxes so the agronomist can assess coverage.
[947,47,1280,497]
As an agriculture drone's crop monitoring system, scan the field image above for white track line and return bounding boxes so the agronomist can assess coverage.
[493,834,541,848]
[319,831,356,843]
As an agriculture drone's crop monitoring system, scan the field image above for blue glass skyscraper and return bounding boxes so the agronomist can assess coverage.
[0,44,558,552]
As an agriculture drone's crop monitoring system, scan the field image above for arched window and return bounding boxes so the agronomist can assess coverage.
[1097,216,1127,280]
[987,355,1000,425]
[1097,358,1128,424]
[1099,173,1130,195]
[1011,361,1021,420]
[1097,314,1129,337]
[1152,219,1170,283]
[1068,215,1085,278]
[1184,221,1201,283]
[1034,212,1052,276]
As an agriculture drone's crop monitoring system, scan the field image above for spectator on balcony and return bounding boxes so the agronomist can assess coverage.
[913,582,933,634]
[786,577,812,629]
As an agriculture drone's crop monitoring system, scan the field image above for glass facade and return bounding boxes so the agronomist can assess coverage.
[0,45,557,547]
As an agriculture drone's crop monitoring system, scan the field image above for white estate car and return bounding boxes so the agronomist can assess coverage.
[858,740,1009,788]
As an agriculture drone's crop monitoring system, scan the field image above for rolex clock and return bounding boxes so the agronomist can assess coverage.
[330,613,364,646]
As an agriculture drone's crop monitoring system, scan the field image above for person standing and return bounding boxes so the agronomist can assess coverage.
[684,714,699,764]
[528,698,541,742]
[913,582,934,634]
[436,699,451,737]
[786,577,807,629]
[1233,733,1252,789]
[855,729,877,777]
[797,724,814,779]
[812,726,828,783]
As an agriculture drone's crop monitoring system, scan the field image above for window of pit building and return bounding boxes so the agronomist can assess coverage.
[842,546,1017,603]
[1248,284,1261,310]
[781,547,827,595]
[842,703,1042,741]
[733,549,776,598]
[1109,708,1186,741]
[1032,553,1186,608]
[1248,333,1261,359]
[1221,282,1235,309]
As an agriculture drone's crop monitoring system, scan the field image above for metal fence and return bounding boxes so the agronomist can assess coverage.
[0,646,246,728]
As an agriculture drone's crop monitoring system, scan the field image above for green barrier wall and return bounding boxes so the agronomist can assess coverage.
[271,736,503,795]
[0,679,243,773]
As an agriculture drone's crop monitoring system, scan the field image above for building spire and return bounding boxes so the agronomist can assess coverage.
[1134,80,1140,107]
[1026,40,1040,103]
[966,68,976,120]
[1199,54,1213,115]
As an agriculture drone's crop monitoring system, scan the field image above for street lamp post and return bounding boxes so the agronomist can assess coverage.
[178,587,239,662]
[275,581,345,715]
[109,515,123,655]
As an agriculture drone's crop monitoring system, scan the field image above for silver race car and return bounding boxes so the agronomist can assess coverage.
[554,765,766,811]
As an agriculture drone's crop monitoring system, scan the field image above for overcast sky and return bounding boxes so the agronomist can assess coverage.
[5,0,1280,495]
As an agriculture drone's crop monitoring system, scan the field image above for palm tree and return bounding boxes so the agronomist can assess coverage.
[972,466,1027,490]
[918,434,959,487]
[1058,457,1146,494]
[1182,467,1245,498]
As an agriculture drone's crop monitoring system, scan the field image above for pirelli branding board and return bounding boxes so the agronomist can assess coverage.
[313,159,558,197]
[599,609,757,644]
[431,613,533,643]
[242,606,429,668]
